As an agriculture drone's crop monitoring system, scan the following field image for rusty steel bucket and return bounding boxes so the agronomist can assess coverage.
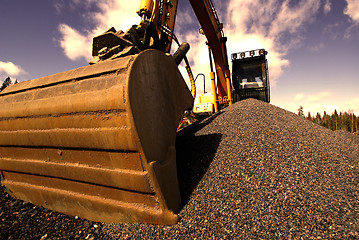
[0,49,193,225]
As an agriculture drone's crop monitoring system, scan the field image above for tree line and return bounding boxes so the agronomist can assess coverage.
[298,106,358,135]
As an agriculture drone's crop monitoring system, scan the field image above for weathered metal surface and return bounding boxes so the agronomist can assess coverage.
[0,49,193,225]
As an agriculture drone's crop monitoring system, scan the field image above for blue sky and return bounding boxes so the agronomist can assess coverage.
[1,0,358,115]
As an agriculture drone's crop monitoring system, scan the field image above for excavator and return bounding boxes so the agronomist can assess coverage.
[0,0,232,225]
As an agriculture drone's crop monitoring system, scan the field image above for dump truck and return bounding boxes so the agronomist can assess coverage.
[0,0,232,225]
[231,49,270,103]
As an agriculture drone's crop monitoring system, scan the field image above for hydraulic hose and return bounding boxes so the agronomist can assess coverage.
[172,42,196,98]
[185,64,196,98]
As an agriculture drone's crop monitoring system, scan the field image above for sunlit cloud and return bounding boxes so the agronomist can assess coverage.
[58,24,92,61]
[307,91,332,102]
[294,91,332,102]
[295,93,305,101]
[89,1,139,34]
[279,100,332,116]
[344,0,359,23]
[0,60,26,77]
[221,0,321,86]
[277,90,359,116]
[343,0,359,39]
[56,0,139,62]
[342,98,359,115]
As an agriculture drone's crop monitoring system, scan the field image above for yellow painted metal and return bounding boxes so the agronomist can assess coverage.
[193,93,215,114]
[150,0,179,53]
[137,0,154,18]
[0,49,193,225]
[210,71,218,112]
[225,70,233,106]
[189,0,230,98]
[185,65,196,98]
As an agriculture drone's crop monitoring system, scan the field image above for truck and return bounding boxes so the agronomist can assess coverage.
[231,49,270,103]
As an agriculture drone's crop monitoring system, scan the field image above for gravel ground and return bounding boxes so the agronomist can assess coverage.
[1,98,359,239]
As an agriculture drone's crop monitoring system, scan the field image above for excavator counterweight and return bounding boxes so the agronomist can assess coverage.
[0,50,193,225]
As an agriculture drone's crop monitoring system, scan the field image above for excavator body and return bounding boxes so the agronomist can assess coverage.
[0,0,234,225]
[0,50,193,225]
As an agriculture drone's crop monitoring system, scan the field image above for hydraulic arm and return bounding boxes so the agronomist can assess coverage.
[189,0,232,106]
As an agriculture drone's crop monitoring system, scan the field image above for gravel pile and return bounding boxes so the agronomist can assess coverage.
[1,98,358,239]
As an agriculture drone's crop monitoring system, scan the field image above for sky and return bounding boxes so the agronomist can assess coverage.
[0,0,358,115]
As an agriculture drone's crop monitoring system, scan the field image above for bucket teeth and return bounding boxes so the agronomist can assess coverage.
[0,49,193,225]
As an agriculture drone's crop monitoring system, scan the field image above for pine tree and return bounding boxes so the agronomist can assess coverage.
[0,77,12,92]
[308,109,358,136]
[0,77,18,92]
[321,111,329,128]
[297,106,304,117]
[333,109,338,130]
[307,112,312,121]
[315,112,321,124]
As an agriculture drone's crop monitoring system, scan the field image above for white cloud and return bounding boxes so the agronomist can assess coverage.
[324,0,331,15]
[295,93,304,101]
[89,1,139,35]
[342,98,359,115]
[295,91,332,102]
[345,0,359,23]
[343,0,359,39]
[222,0,321,86]
[175,11,196,32]
[307,91,332,102]
[278,100,336,116]
[268,1,320,36]
[0,61,26,77]
[56,0,139,62]
[58,24,92,61]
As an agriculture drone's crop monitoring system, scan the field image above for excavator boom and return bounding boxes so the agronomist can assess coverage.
[189,0,232,106]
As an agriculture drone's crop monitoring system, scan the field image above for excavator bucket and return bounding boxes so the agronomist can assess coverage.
[0,49,193,225]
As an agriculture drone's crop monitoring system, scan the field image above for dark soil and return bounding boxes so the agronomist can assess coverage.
[1,99,359,239]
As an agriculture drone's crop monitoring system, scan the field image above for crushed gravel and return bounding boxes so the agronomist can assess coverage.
[1,98,358,239]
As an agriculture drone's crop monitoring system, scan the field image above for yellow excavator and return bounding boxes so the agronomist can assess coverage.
[0,0,232,225]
